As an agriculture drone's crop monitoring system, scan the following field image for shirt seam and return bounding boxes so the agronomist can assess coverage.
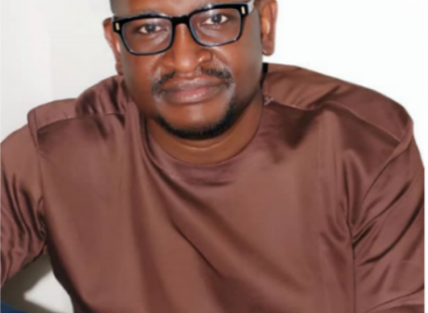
[350,120,411,241]
[34,112,125,133]
[27,110,49,253]
[317,112,333,313]
[264,90,403,145]
[321,100,402,143]
[27,111,125,241]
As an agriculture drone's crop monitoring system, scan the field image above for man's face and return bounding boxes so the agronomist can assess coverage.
[105,0,277,140]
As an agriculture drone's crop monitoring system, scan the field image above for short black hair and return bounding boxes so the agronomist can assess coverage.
[109,0,116,13]
[110,0,262,14]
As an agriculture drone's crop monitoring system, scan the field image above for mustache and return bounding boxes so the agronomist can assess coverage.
[151,68,234,95]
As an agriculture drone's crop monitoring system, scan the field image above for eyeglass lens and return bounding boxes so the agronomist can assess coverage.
[122,8,242,54]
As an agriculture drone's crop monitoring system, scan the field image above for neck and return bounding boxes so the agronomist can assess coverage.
[147,91,264,165]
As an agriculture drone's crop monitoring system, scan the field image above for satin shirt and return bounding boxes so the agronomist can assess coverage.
[1,63,424,313]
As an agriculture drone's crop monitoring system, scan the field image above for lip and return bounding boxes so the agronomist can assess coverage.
[160,79,225,104]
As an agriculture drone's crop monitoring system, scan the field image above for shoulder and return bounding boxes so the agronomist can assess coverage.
[26,75,130,140]
[1,125,42,196]
[263,63,423,226]
[263,63,411,142]
[1,125,36,164]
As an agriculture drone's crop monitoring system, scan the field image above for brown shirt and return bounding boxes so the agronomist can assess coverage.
[1,63,424,313]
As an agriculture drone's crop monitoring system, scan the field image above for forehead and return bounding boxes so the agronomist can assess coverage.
[113,0,241,16]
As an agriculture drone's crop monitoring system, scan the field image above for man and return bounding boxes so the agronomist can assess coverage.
[1,0,424,312]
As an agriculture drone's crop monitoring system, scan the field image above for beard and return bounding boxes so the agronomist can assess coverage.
[154,98,239,140]
[151,65,239,140]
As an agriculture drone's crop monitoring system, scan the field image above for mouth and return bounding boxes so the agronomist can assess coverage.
[159,79,226,105]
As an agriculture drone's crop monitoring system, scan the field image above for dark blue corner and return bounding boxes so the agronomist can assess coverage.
[1,302,26,313]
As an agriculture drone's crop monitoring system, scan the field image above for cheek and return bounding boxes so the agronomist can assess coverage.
[217,17,264,100]
[122,54,155,91]
[239,17,264,82]
[121,54,160,114]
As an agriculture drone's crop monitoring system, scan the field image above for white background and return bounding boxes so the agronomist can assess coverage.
[1,1,427,312]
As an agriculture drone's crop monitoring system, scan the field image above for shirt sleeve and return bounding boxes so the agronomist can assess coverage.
[1,125,47,287]
[351,120,424,313]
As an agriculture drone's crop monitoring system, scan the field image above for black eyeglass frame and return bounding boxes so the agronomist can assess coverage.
[112,0,256,55]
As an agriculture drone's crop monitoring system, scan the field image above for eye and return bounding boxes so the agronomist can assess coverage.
[139,23,163,34]
[203,14,229,26]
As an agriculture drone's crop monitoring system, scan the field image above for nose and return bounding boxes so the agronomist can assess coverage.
[163,24,212,74]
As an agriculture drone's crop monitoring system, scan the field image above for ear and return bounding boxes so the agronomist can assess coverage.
[103,18,124,75]
[258,0,278,56]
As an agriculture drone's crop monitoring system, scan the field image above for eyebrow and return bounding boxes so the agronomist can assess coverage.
[123,0,222,17]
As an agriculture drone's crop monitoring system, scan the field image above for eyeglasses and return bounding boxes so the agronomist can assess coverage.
[112,0,256,55]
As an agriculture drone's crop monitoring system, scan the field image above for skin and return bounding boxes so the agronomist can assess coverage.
[104,0,278,164]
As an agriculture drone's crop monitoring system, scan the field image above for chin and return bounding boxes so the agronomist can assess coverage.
[165,114,225,131]
[156,101,238,140]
